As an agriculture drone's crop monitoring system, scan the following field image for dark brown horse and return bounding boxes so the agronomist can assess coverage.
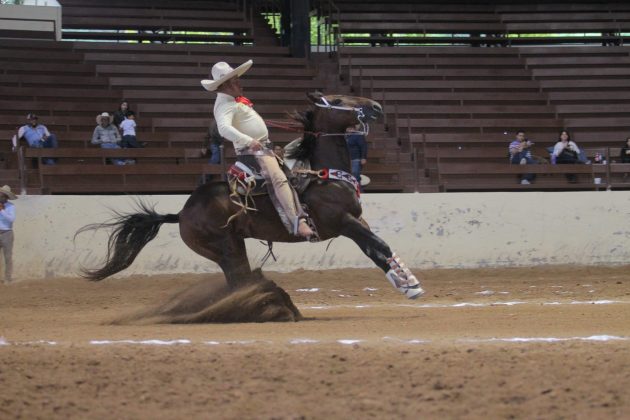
[80,92,424,319]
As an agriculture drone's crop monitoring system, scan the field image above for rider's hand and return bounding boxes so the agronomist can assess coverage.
[360,159,367,165]
[249,140,263,151]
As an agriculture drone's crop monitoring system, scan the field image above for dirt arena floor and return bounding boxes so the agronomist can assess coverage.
[1,265,630,419]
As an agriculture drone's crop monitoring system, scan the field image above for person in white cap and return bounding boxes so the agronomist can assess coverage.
[201,60,314,239]
[14,114,59,164]
[0,185,17,284]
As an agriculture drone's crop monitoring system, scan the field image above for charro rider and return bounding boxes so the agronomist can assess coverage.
[201,60,314,239]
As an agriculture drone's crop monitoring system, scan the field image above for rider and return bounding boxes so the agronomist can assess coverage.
[201,60,314,239]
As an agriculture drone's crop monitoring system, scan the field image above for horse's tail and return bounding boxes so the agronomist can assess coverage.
[76,202,179,281]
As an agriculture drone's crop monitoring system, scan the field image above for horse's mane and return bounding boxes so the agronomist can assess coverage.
[285,108,316,160]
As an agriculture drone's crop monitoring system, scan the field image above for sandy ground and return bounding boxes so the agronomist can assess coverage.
[1,266,630,419]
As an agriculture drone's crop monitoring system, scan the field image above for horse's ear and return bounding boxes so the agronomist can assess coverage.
[306,91,324,103]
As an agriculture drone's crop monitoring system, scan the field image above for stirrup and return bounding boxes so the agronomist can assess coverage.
[386,253,424,300]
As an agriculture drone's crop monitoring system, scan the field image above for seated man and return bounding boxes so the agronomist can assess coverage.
[508,130,536,185]
[91,112,131,166]
[14,114,59,165]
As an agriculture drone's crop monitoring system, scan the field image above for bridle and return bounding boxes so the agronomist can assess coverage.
[265,97,370,138]
[313,96,370,137]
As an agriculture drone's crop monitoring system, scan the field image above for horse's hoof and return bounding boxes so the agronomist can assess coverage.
[386,268,425,300]
[404,285,425,300]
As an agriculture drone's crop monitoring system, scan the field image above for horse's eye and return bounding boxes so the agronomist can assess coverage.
[331,98,343,105]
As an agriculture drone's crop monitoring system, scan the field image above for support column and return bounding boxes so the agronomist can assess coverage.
[289,0,310,58]
[280,0,291,47]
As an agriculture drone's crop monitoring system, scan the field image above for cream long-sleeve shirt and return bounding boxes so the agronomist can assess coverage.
[552,140,580,157]
[214,92,268,152]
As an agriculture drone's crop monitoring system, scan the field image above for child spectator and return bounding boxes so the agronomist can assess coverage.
[119,111,144,148]
[13,114,59,165]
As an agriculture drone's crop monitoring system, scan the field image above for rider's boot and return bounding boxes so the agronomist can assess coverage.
[385,253,424,299]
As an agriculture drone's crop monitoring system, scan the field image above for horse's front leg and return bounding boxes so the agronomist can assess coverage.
[339,216,424,299]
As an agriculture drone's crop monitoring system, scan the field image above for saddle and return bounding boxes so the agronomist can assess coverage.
[226,156,267,196]
[226,154,313,198]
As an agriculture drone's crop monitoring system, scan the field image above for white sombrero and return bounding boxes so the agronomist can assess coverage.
[360,174,371,186]
[201,60,253,92]
[96,112,112,125]
[0,185,17,200]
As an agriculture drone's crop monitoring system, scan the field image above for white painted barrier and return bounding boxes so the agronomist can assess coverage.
[8,191,630,280]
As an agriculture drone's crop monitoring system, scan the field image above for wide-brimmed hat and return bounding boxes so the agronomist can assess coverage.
[96,112,112,125]
[201,60,253,92]
[0,185,17,200]
[360,174,371,187]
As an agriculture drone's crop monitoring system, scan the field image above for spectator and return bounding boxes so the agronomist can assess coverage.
[620,136,630,163]
[14,114,58,165]
[119,111,144,148]
[551,130,583,165]
[202,122,223,164]
[91,112,130,166]
[345,124,368,191]
[0,185,17,284]
[551,130,585,183]
[112,100,131,128]
[508,130,536,185]
[273,144,284,160]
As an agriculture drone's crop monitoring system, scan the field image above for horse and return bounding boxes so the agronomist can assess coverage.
[79,92,424,322]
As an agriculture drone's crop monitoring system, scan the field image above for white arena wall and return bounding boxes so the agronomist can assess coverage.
[10,191,630,280]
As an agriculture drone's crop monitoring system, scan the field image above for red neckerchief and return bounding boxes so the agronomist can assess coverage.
[235,96,253,107]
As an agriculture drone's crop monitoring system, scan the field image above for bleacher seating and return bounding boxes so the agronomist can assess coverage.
[59,0,253,44]
[0,0,403,194]
[5,0,630,194]
[337,34,630,191]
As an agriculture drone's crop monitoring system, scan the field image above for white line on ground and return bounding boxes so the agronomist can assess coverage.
[1,335,628,347]
[302,300,626,310]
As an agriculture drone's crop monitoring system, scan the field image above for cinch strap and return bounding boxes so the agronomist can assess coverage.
[318,168,361,199]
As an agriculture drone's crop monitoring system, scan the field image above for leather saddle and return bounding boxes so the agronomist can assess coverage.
[226,154,313,197]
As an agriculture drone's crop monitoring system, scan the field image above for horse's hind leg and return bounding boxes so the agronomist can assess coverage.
[340,216,425,299]
[181,231,253,290]
[217,235,256,289]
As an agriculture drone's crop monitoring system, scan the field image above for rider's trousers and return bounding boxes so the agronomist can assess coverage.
[256,153,307,235]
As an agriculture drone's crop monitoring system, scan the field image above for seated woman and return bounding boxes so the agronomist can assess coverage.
[112,100,131,128]
[91,112,132,166]
[551,129,583,183]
